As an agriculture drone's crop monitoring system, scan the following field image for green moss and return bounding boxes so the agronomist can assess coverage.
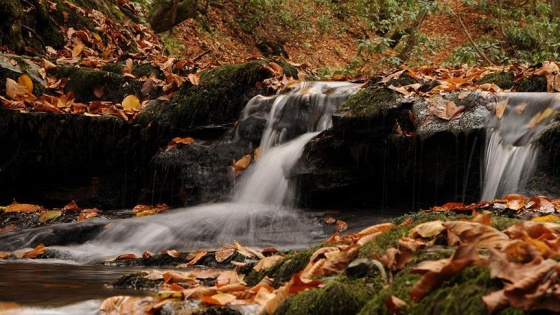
[514,76,548,92]
[51,66,145,102]
[338,88,397,118]
[409,266,502,315]
[138,60,296,131]
[358,226,407,259]
[245,249,312,287]
[102,62,165,80]
[491,216,521,231]
[277,276,379,315]
[358,271,420,315]
[111,272,163,290]
[475,72,514,89]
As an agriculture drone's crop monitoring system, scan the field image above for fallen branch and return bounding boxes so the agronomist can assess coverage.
[453,11,495,66]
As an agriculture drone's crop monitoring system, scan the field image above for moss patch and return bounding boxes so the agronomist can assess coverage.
[245,249,312,287]
[111,272,162,290]
[277,276,379,315]
[338,88,398,118]
[475,72,514,89]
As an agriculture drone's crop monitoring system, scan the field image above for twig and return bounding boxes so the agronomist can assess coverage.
[192,49,211,62]
[453,11,495,65]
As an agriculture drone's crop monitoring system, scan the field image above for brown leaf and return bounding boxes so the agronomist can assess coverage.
[78,208,100,222]
[115,253,138,260]
[6,78,34,101]
[234,154,251,171]
[443,221,509,248]
[215,248,236,263]
[409,221,446,239]
[253,255,284,272]
[495,98,508,119]
[385,295,407,315]
[336,220,348,232]
[24,244,47,259]
[188,73,200,86]
[504,193,527,210]
[473,211,492,226]
[408,245,479,302]
[94,84,105,98]
[200,293,236,306]
[185,250,207,266]
[165,249,180,258]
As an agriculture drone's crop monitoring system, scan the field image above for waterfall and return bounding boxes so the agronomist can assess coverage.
[235,81,360,205]
[482,93,560,200]
[0,81,360,261]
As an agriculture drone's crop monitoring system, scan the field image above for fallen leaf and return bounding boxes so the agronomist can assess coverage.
[253,255,284,272]
[17,74,33,93]
[39,210,62,223]
[408,245,479,302]
[495,98,508,119]
[443,221,509,248]
[215,248,236,263]
[5,202,43,213]
[24,244,47,259]
[385,295,407,314]
[409,221,445,238]
[188,73,200,85]
[504,194,527,210]
[234,155,251,171]
[122,95,140,111]
[185,250,207,266]
[336,220,348,232]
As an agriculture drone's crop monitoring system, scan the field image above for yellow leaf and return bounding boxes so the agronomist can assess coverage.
[5,78,32,100]
[122,95,140,110]
[537,107,555,124]
[200,293,236,305]
[72,41,85,58]
[17,74,33,93]
[39,210,62,223]
[531,215,560,222]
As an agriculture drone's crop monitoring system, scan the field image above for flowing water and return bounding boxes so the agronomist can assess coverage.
[482,93,560,200]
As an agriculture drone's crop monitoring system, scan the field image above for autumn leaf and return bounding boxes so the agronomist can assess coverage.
[253,255,284,272]
[122,95,140,110]
[188,73,200,86]
[5,202,43,213]
[185,250,207,266]
[200,293,236,306]
[408,245,479,302]
[17,74,33,93]
[39,210,62,223]
[385,295,407,315]
[234,154,251,171]
[336,219,348,232]
[495,98,507,119]
[24,244,47,259]
[408,220,445,239]
[215,248,236,263]
[324,217,336,224]
[443,221,509,248]
[6,78,34,101]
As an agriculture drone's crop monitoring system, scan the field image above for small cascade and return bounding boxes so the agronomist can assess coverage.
[0,81,361,261]
[482,93,560,200]
[235,81,361,205]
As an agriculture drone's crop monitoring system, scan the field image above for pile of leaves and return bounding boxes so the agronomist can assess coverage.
[0,200,171,234]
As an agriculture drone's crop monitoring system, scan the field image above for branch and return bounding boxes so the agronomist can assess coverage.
[453,11,495,65]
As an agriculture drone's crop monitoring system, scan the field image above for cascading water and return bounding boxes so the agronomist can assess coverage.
[482,93,560,200]
[0,81,361,262]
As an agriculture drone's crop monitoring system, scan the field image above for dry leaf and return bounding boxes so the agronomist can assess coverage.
[234,155,251,171]
[409,221,445,238]
[253,255,284,272]
[122,95,140,110]
[188,73,200,85]
[17,74,33,93]
[215,248,236,263]
[495,98,507,119]
[336,220,348,232]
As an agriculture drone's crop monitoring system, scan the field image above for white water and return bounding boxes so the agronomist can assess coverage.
[482,93,560,200]
[1,81,361,262]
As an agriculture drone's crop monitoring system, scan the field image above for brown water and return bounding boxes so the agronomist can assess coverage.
[0,262,152,307]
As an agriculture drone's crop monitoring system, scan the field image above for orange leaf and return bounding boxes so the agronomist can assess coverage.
[172,137,195,145]
[234,155,252,171]
[115,253,138,260]
[185,250,207,266]
[17,74,33,93]
[24,244,47,259]
[215,248,236,263]
[504,194,527,211]
[253,255,284,272]
[5,202,43,213]
[409,245,479,302]
[336,220,348,232]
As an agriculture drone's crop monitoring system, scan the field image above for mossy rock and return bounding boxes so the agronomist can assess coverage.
[245,249,312,287]
[475,72,514,89]
[277,276,379,315]
[137,60,297,132]
[111,272,163,290]
[50,66,148,103]
[514,76,548,92]
[337,88,399,118]
[102,62,166,80]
